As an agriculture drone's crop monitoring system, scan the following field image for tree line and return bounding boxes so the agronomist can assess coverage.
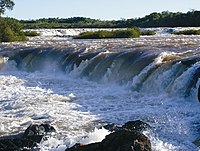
[21,11,200,29]
[0,0,27,42]
[0,0,200,42]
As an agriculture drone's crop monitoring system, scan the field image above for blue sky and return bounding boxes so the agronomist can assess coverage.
[4,0,200,20]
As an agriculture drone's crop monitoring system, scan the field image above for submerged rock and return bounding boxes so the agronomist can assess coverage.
[193,138,200,147]
[0,123,55,150]
[66,120,152,151]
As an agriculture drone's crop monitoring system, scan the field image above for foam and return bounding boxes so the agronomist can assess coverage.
[1,59,199,150]
[79,127,110,145]
[0,34,200,150]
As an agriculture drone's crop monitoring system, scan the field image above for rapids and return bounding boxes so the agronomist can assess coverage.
[0,31,200,150]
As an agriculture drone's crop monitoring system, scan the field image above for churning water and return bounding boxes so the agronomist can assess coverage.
[0,31,200,150]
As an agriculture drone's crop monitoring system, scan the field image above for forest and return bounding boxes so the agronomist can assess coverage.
[1,3,200,42]
[21,10,200,29]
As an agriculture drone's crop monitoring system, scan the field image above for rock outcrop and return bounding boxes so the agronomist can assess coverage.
[103,120,151,132]
[24,123,56,137]
[0,121,151,151]
[66,130,151,151]
[0,123,55,150]
[122,120,151,132]
[66,120,152,151]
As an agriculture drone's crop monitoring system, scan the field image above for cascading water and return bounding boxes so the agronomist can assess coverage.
[0,33,200,150]
[9,45,200,99]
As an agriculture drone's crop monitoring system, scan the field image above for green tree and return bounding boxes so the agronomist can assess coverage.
[0,0,15,16]
[0,18,27,42]
[1,26,15,42]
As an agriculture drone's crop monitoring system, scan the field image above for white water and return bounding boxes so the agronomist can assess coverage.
[0,32,200,151]
[26,27,200,37]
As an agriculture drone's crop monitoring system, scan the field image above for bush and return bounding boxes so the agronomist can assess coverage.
[172,29,200,35]
[1,27,15,42]
[0,18,27,42]
[141,30,156,36]
[74,28,140,39]
[23,31,40,37]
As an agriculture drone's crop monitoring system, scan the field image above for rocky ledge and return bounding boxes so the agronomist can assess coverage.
[0,123,55,150]
[0,120,152,151]
[66,120,152,151]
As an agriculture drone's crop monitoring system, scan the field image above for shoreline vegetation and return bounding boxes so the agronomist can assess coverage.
[74,28,140,39]
[172,29,200,35]
[74,28,156,39]
[0,18,27,42]
[21,11,200,29]
[1,10,200,42]
[0,18,40,42]
[23,31,40,37]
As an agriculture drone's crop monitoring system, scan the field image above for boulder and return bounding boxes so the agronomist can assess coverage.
[101,130,151,151]
[66,129,151,151]
[66,120,152,151]
[122,120,151,132]
[0,123,55,150]
[24,123,56,138]
[0,135,42,150]
[103,120,151,132]
[66,143,100,151]
[103,123,121,132]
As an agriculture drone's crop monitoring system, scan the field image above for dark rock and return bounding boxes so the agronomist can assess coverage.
[181,57,200,67]
[198,85,200,102]
[66,129,151,151]
[0,123,55,151]
[193,138,200,147]
[103,120,151,132]
[184,67,200,99]
[66,143,101,151]
[122,120,151,132]
[101,130,151,151]
[103,123,122,132]
[24,123,56,138]
[66,121,152,151]
[166,29,174,33]
[0,136,42,151]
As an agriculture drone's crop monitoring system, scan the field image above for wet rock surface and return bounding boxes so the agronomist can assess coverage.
[122,120,151,132]
[0,123,55,151]
[103,120,151,132]
[24,123,56,137]
[66,130,151,151]
[0,121,151,151]
[66,120,152,151]
[193,138,200,147]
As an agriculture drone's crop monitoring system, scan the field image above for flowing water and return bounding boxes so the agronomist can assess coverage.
[0,32,200,150]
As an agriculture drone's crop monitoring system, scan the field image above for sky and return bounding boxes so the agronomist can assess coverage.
[4,0,200,20]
